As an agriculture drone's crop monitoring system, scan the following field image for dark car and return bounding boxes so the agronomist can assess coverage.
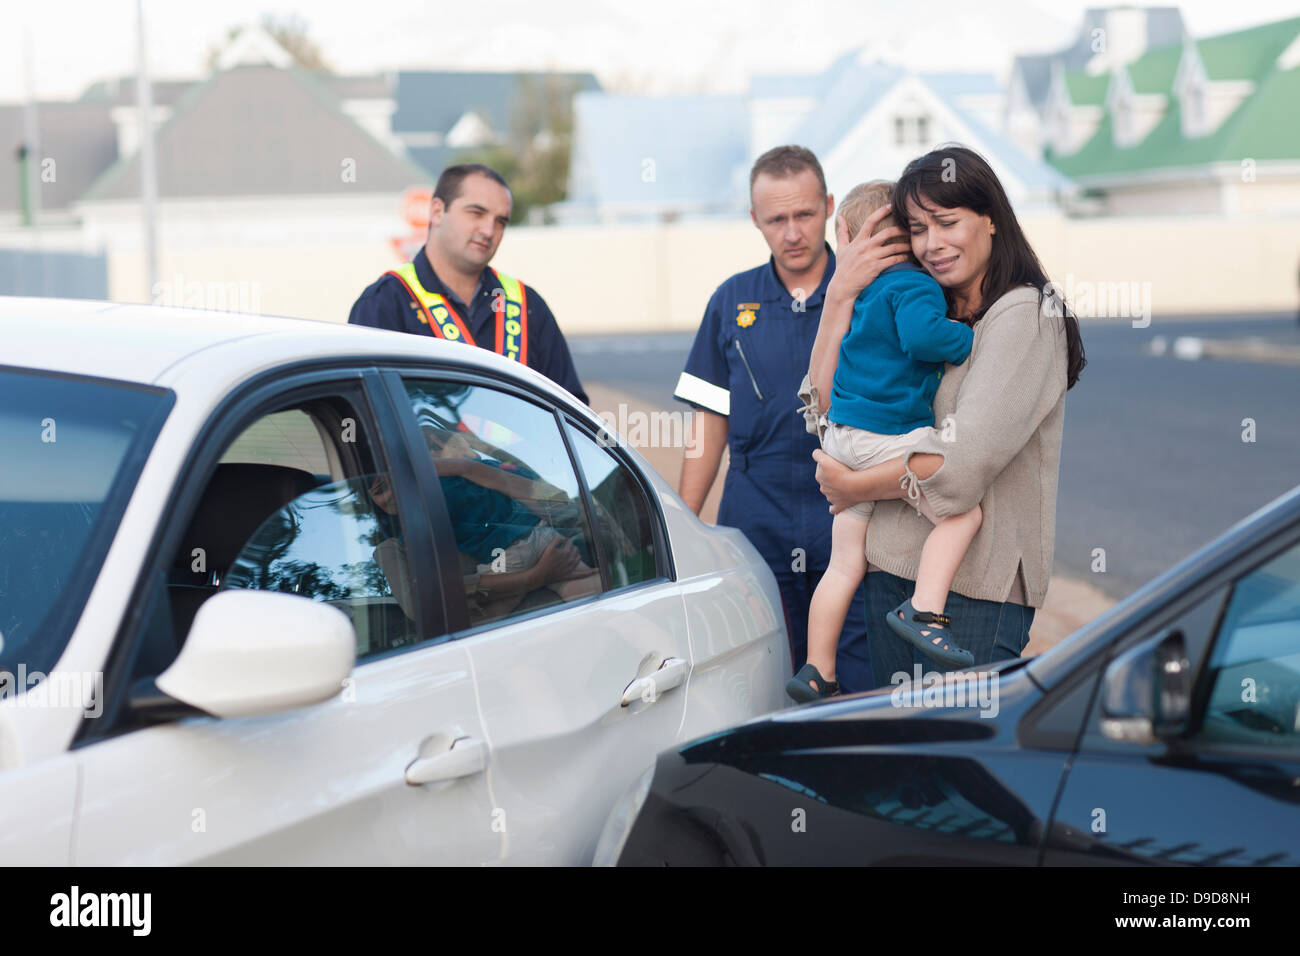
[597,485,1300,866]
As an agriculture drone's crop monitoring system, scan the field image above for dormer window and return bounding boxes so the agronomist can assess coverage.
[893,113,932,147]
[1185,80,1205,133]
[1114,89,1132,145]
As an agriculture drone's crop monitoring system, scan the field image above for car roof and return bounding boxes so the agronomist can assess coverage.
[1025,482,1300,689]
[0,297,579,408]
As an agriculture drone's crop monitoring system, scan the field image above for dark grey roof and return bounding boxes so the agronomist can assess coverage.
[1013,5,1188,109]
[407,145,457,179]
[0,103,118,211]
[325,74,394,99]
[84,65,428,202]
[77,77,197,108]
[78,73,394,106]
[393,71,601,135]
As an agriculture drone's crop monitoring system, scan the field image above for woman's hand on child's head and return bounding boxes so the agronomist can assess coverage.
[813,449,853,515]
[828,204,909,302]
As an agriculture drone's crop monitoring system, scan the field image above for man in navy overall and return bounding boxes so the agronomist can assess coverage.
[674,145,871,693]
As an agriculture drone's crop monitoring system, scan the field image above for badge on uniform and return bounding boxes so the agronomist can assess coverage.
[736,302,760,328]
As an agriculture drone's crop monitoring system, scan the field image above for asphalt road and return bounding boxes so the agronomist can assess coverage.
[571,312,1300,600]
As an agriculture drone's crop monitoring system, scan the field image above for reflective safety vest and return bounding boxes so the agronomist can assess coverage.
[385,262,529,364]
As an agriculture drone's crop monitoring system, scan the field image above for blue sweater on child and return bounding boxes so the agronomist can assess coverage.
[828,262,974,434]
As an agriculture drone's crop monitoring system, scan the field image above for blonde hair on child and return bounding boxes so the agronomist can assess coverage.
[836,180,904,245]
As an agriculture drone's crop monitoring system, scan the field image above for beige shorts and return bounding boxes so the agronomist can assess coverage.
[476,522,559,575]
[820,421,932,521]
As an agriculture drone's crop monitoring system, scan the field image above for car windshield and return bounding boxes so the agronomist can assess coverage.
[0,368,170,679]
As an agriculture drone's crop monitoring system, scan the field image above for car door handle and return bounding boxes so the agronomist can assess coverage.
[621,657,688,707]
[405,736,486,785]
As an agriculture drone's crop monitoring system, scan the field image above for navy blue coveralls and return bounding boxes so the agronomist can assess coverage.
[348,251,589,405]
[674,245,871,692]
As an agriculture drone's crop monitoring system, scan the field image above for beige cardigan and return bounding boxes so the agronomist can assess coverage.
[857,285,1068,607]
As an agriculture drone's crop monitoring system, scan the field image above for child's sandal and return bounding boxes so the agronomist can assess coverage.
[785,663,840,703]
[885,599,974,668]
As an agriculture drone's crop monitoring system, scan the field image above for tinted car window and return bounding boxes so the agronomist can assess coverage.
[1197,543,1300,750]
[401,380,600,628]
[221,475,418,659]
[0,369,168,678]
[167,398,418,662]
[565,422,661,589]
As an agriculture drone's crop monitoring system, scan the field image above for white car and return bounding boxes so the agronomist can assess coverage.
[0,297,788,865]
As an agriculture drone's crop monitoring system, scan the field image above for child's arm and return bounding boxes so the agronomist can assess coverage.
[438,457,566,503]
[892,275,974,365]
[809,291,853,414]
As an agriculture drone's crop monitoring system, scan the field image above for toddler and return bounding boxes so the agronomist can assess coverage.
[789,181,983,702]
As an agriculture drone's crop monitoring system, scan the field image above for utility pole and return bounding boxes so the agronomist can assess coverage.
[20,24,41,231]
[136,0,159,296]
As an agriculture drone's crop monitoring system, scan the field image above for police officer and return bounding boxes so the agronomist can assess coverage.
[674,145,871,692]
[350,163,588,405]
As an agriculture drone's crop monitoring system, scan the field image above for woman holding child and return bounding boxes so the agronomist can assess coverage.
[791,145,1086,696]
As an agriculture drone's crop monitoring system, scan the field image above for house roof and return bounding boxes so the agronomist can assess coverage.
[393,71,601,136]
[1065,71,1109,106]
[920,74,1075,197]
[1127,41,1182,94]
[0,103,118,211]
[82,64,427,202]
[1050,16,1300,179]
[788,60,907,156]
[1015,6,1187,109]
[1198,15,1300,79]
[566,92,747,207]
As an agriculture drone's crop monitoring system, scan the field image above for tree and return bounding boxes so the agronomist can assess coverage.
[205,14,332,73]
[453,74,581,223]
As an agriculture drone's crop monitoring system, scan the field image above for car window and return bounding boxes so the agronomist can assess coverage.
[1196,542,1300,750]
[401,380,601,628]
[0,369,169,678]
[166,396,419,663]
[564,422,662,589]
[219,409,331,474]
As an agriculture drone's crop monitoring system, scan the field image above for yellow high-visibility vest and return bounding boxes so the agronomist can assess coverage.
[386,262,528,364]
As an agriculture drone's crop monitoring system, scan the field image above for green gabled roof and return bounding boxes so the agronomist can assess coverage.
[1196,16,1300,81]
[1049,15,1300,180]
[1127,42,1182,94]
[1048,63,1300,178]
[1065,71,1109,106]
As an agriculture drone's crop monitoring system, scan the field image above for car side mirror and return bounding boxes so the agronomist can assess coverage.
[132,590,356,721]
[1100,629,1192,744]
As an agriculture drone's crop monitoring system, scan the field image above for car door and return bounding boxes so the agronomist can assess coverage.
[71,370,500,865]
[386,371,691,864]
[1044,535,1300,866]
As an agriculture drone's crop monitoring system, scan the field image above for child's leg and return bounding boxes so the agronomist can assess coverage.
[910,498,983,616]
[805,510,870,683]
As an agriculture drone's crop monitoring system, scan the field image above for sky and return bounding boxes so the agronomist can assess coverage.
[2,0,1299,103]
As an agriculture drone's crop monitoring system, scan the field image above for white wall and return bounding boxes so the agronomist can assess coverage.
[79,208,1300,333]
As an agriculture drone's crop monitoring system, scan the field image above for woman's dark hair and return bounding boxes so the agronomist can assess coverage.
[892,145,1086,389]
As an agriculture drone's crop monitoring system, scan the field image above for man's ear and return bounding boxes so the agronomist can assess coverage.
[749,206,758,229]
[429,196,446,229]
[825,193,835,219]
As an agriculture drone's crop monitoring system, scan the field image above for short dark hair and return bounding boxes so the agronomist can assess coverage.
[433,163,511,208]
[749,145,827,196]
